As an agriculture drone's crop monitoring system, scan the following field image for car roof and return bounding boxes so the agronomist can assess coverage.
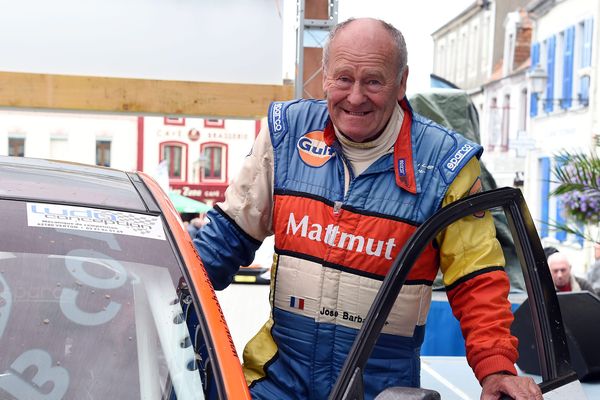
[0,155,149,212]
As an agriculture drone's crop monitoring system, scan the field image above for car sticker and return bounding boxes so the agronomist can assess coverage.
[26,203,166,240]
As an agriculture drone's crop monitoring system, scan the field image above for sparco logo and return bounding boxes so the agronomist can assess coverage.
[446,144,473,171]
[271,103,283,133]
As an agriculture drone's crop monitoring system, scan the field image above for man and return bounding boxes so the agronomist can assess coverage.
[196,18,541,400]
[548,251,595,293]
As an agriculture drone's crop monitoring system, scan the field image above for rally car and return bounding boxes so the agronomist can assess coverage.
[0,155,250,400]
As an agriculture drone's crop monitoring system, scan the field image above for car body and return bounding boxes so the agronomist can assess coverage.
[0,155,251,400]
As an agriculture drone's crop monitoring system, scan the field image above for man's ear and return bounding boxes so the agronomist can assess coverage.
[397,66,409,101]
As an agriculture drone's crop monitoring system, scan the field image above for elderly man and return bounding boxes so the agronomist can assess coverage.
[195,18,540,400]
[548,251,595,293]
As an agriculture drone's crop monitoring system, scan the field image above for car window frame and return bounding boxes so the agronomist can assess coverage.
[328,187,579,400]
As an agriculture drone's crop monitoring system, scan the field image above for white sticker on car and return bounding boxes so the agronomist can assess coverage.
[26,203,166,240]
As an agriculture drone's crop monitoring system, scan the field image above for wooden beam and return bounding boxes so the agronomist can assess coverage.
[0,71,295,118]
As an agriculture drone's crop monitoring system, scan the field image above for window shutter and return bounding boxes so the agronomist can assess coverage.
[530,42,540,117]
[540,157,550,238]
[554,157,567,242]
[561,26,575,109]
[545,36,556,113]
[580,18,594,105]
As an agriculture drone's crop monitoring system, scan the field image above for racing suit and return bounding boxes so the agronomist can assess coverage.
[196,98,518,399]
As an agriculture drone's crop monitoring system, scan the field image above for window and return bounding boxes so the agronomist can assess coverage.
[201,143,227,182]
[560,26,575,109]
[160,142,188,181]
[578,18,593,106]
[96,140,111,167]
[164,117,186,126]
[204,119,225,128]
[501,94,510,151]
[8,138,25,157]
[488,97,501,151]
[539,157,551,238]
[544,36,556,113]
[530,42,540,117]
[519,89,527,132]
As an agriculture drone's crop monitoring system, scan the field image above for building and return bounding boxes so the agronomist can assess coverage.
[431,0,531,186]
[0,109,260,206]
[480,8,534,187]
[524,0,598,270]
[0,109,138,170]
[141,116,260,205]
[432,0,599,270]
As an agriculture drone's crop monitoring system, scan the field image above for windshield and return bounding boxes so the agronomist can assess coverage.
[0,199,204,400]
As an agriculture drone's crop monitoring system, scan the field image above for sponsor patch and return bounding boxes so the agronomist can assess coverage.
[446,143,474,171]
[271,102,284,133]
[397,159,406,176]
[27,203,166,240]
[297,130,335,167]
[290,296,305,310]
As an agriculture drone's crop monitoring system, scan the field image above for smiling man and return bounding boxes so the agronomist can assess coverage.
[195,18,541,400]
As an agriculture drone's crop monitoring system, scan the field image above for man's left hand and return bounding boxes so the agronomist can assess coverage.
[481,373,543,400]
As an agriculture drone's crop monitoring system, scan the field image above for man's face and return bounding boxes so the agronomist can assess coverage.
[549,259,571,288]
[322,20,408,143]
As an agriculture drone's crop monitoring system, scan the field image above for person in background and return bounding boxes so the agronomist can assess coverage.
[187,214,207,239]
[586,242,600,293]
[547,251,595,293]
[195,17,540,400]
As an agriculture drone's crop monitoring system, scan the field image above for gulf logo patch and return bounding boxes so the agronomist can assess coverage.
[297,130,335,167]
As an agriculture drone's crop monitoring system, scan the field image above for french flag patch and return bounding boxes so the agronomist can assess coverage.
[290,296,305,310]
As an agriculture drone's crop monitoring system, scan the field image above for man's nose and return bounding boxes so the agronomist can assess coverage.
[347,82,367,104]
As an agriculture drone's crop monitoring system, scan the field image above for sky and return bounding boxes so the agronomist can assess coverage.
[282,0,474,95]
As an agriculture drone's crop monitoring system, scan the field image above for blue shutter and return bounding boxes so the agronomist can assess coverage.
[580,18,594,105]
[545,36,556,113]
[554,157,567,242]
[530,42,540,117]
[540,157,550,238]
[561,26,575,109]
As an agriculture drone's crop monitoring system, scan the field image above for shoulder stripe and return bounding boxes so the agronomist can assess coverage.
[445,266,505,292]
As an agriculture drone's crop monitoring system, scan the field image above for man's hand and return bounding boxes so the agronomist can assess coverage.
[481,373,543,400]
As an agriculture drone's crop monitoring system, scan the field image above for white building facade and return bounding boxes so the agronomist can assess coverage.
[0,109,259,207]
[524,0,599,270]
[0,110,138,170]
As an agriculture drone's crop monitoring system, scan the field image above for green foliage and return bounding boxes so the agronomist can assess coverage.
[550,150,600,242]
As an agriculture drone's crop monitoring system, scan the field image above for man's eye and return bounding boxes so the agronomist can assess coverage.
[367,80,382,86]
[335,77,352,88]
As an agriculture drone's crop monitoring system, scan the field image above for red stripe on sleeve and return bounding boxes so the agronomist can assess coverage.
[446,270,519,382]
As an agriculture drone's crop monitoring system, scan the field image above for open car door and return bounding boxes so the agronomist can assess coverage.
[328,187,587,400]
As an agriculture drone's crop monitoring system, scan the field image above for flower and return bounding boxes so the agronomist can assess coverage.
[551,150,600,240]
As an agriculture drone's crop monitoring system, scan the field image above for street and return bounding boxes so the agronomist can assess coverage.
[216,283,271,358]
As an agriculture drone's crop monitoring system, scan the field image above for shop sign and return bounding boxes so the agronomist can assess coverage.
[170,183,227,202]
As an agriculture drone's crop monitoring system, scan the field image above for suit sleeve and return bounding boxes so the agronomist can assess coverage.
[194,120,275,290]
[436,157,519,383]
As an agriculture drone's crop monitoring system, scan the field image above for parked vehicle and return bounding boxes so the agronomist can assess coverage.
[0,155,250,400]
